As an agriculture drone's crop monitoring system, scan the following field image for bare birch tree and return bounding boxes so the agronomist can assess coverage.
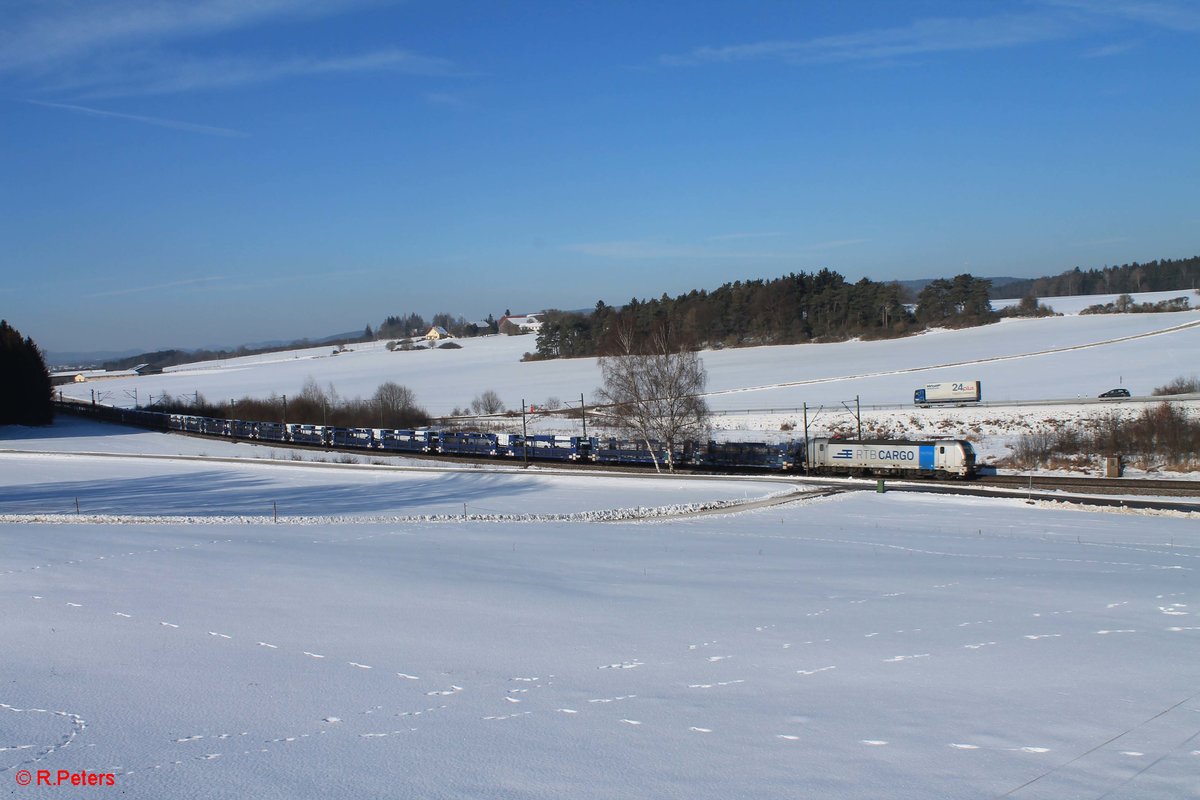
[596,324,710,472]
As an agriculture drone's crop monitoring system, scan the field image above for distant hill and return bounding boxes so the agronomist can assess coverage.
[99,330,374,372]
[46,349,144,370]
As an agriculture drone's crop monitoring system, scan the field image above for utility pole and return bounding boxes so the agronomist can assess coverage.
[282,394,287,425]
[580,392,587,439]
[521,398,529,467]
[840,397,862,440]
[802,402,809,475]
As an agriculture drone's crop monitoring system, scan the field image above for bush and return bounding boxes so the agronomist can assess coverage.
[164,380,431,429]
[470,390,505,415]
[437,341,462,349]
[1081,295,1191,315]
[1153,375,1200,396]
[1006,403,1199,470]
[1000,294,1057,318]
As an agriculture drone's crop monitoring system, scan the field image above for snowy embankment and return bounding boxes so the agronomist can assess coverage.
[0,417,807,524]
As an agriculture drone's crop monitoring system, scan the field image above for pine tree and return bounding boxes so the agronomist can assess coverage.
[0,320,53,426]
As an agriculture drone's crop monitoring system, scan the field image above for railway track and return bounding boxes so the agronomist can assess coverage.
[977,473,1200,497]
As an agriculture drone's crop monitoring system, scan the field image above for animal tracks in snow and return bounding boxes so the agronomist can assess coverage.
[0,703,87,772]
[950,742,1051,754]
[688,680,744,689]
[796,666,837,676]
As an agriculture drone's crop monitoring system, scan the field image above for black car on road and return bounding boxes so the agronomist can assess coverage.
[1099,388,1131,398]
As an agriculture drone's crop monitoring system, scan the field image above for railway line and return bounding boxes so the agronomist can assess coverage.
[976,473,1200,497]
[48,401,1200,512]
[880,479,1200,514]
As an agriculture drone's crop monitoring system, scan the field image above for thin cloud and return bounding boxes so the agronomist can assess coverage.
[25,99,248,137]
[0,0,388,73]
[1047,0,1200,32]
[1082,39,1141,56]
[660,13,1074,67]
[87,276,230,299]
[62,47,458,98]
[2,2,457,99]
[659,2,1200,69]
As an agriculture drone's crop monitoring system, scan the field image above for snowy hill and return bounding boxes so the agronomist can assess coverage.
[51,291,1200,470]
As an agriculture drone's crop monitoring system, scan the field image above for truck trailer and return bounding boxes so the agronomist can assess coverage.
[913,380,981,407]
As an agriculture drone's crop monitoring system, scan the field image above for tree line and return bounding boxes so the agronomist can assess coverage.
[530,270,997,360]
[991,256,1200,299]
[377,312,499,340]
[0,320,53,426]
[153,378,431,430]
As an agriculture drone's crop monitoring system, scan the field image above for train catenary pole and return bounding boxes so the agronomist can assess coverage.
[521,398,529,467]
[580,392,587,439]
[803,402,809,475]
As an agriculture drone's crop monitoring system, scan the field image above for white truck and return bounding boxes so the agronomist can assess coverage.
[913,380,981,407]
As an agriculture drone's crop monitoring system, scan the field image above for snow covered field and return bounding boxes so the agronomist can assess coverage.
[56,291,1200,418]
[3,473,1197,796]
[7,295,1199,798]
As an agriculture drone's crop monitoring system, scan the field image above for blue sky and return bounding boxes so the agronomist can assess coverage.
[3,0,1199,355]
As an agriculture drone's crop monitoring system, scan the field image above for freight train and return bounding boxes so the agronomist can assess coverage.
[55,402,978,478]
